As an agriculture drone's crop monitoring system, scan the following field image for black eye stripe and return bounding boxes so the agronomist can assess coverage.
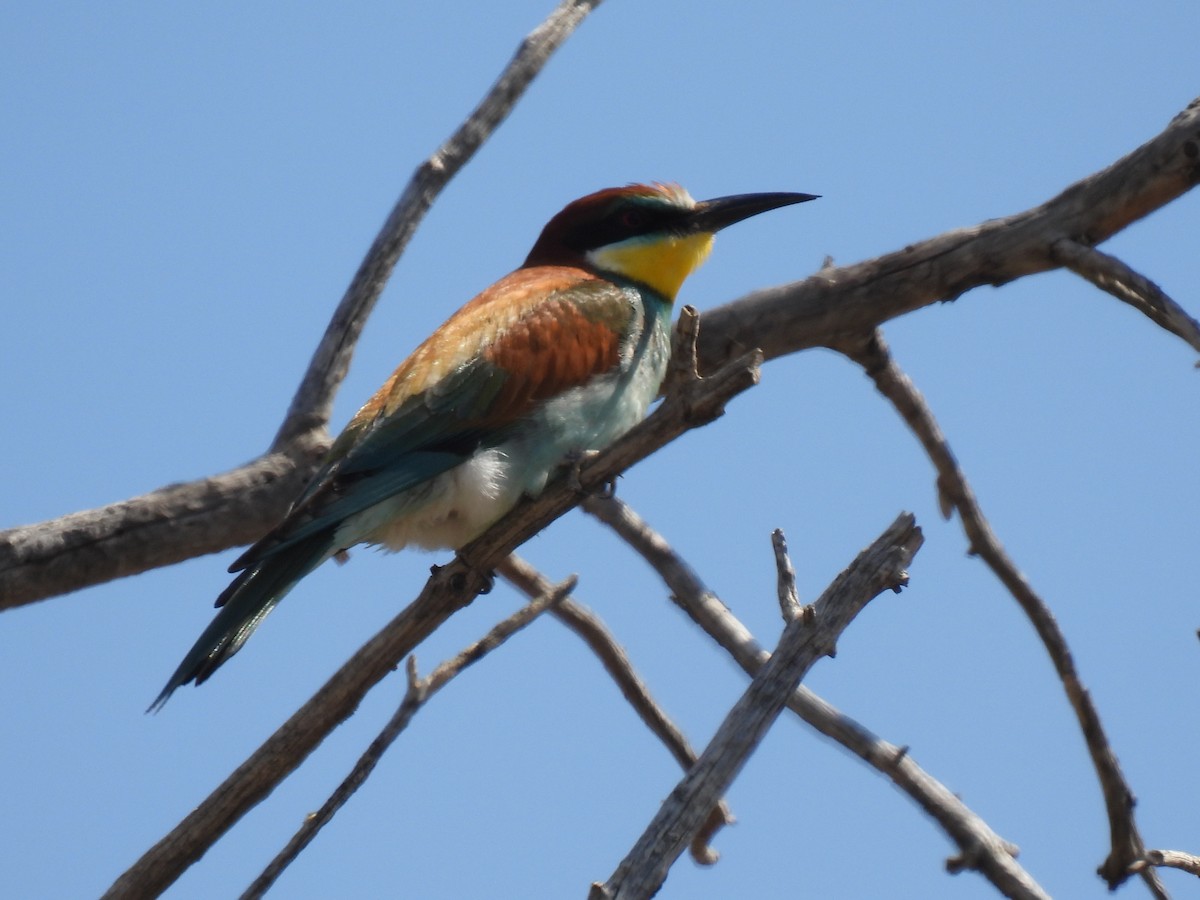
[565,202,688,252]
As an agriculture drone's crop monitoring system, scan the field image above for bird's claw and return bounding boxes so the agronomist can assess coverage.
[565,449,618,498]
[443,562,495,595]
[565,449,599,493]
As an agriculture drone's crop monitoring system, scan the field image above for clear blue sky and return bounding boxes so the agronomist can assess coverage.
[2,3,1198,897]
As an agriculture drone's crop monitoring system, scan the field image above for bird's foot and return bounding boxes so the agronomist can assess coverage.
[454,567,496,594]
[565,448,599,492]
[437,561,495,594]
[564,449,617,498]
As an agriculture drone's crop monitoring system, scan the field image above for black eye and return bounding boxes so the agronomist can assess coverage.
[619,208,647,229]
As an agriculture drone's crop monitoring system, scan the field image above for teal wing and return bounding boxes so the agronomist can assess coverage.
[149,364,514,711]
[227,361,516,575]
[150,270,632,709]
[230,271,632,573]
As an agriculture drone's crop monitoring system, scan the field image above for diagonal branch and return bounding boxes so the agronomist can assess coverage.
[498,554,733,866]
[695,96,1200,373]
[100,332,761,900]
[590,514,923,900]
[271,0,605,449]
[1051,238,1200,353]
[840,329,1165,897]
[0,431,329,612]
[240,574,576,900]
[585,495,1048,899]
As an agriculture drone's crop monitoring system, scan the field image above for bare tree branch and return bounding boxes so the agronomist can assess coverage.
[584,495,1049,899]
[3,7,1192,898]
[1132,850,1200,880]
[695,96,1200,372]
[100,330,761,900]
[662,303,702,394]
[271,0,605,449]
[0,432,328,612]
[497,554,733,866]
[240,574,576,900]
[590,514,923,900]
[1051,238,1200,353]
[0,0,603,611]
[2,97,1196,611]
[771,528,803,622]
[840,329,1165,897]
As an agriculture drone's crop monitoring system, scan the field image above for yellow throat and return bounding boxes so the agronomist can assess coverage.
[587,231,714,301]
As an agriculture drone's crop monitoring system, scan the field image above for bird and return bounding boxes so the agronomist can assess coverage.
[151,182,816,710]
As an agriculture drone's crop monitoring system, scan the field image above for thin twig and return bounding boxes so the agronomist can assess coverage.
[497,554,733,866]
[1052,238,1200,356]
[662,304,702,391]
[240,575,576,899]
[771,529,803,623]
[591,514,922,900]
[1131,849,1200,879]
[271,0,606,449]
[585,494,1048,900]
[841,329,1164,898]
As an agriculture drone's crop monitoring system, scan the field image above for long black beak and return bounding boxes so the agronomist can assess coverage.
[689,191,819,233]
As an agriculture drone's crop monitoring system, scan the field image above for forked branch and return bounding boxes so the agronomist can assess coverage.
[0,0,605,612]
[590,514,922,900]
[586,495,1048,900]
[840,329,1164,897]
[240,574,576,899]
[695,97,1200,373]
[3,98,1197,610]
[498,554,733,866]
[1051,238,1200,353]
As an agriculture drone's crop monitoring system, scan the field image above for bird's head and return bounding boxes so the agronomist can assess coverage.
[523,183,817,301]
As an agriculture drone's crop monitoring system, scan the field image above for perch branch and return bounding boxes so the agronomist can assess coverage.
[3,98,1197,609]
[101,325,761,900]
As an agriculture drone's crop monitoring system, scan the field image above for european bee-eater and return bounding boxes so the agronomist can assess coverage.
[152,183,816,709]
